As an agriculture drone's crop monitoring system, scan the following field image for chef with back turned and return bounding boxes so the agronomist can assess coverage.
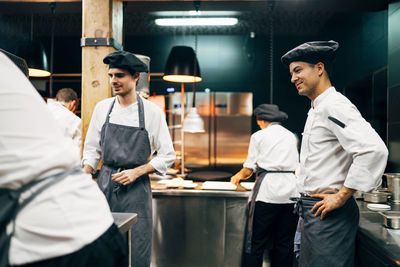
[280,40,388,267]
[0,50,127,267]
[82,50,175,267]
[230,104,299,267]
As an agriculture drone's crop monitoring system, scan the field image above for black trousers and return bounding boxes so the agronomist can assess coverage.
[242,201,298,267]
[12,224,128,267]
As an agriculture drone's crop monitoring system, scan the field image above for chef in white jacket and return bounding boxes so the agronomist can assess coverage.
[231,104,299,267]
[47,88,81,150]
[0,50,127,267]
[281,40,388,267]
[82,50,175,267]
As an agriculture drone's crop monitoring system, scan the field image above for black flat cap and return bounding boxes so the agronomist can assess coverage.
[281,40,339,67]
[254,104,288,122]
[103,50,148,73]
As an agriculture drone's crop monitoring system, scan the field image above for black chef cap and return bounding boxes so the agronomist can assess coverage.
[254,104,288,122]
[103,50,148,74]
[0,48,29,77]
[281,40,339,67]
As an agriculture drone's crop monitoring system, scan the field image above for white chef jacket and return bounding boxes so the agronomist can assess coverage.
[244,123,299,203]
[47,100,82,150]
[298,87,388,194]
[83,96,175,174]
[0,52,113,265]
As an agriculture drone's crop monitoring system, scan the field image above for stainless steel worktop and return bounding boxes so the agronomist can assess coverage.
[112,212,138,234]
[152,188,250,198]
[357,200,400,266]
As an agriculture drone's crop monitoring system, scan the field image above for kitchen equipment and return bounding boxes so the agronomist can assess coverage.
[384,173,400,203]
[363,191,391,203]
[187,171,232,182]
[380,211,400,229]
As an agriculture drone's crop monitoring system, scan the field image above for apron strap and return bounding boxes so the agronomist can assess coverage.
[105,95,145,129]
[137,94,145,129]
[244,168,296,253]
[105,98,117,124]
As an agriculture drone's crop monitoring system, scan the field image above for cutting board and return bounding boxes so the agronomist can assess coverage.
[201,181,237,191]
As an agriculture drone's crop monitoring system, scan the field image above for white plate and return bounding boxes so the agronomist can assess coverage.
[201,181,237,191]
[240,182,255,190]
[183,183,198,189]
[367,203,391,211]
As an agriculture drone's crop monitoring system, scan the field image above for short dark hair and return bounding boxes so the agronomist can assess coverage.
[56,88,78,102]
[307,61,333,80]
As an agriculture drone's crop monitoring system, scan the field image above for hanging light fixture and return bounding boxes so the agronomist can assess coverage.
[163,46,202,83]
[17,14,50,77]
[163,45,203,175]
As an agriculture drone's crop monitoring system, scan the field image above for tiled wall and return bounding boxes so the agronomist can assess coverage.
[388,0,400,172]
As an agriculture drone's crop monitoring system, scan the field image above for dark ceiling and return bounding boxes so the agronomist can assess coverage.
[0,0,388,38]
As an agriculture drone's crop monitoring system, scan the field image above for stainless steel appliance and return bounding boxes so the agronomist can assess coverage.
[384,173,400,203]
[167,92,252,168]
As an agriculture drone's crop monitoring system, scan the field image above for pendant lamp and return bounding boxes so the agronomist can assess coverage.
[16,14,51,77]
[23,40,50,77]
[163,46,202,83]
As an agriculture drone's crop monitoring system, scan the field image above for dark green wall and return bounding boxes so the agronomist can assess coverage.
[0,9,388,139]
[388,0,400,172]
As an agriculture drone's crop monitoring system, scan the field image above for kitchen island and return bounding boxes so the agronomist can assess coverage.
[151,182,250,267]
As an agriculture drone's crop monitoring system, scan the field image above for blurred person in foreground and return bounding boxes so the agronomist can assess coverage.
[0,50,127,267]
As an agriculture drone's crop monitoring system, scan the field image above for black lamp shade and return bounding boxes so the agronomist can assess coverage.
[163,46,202,83]
[16,39,50,77]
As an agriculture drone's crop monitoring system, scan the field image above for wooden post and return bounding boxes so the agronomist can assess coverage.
[81,0,123,146]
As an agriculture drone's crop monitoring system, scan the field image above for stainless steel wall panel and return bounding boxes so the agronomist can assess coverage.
[151,193,248,267]
[167,92,252,168]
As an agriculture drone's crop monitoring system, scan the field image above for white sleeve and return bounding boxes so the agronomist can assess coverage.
[148,108,176,175]
[82,105,102,170]
[71,119,82,153]
[243,134,258,171]
[326,102,388,192]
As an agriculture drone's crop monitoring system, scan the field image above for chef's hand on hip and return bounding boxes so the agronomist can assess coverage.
[311,186,355,220]
[112,169,141,185]
[310,194,346,220]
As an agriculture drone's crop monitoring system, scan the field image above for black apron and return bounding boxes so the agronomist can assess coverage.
[294,194,359,267]
[97,96,152,267]
[0,167,80,267]
[244,168,295,254]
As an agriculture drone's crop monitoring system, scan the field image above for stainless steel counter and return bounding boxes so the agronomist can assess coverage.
[356,201,400,266]
[112,212,138,234]
[151,188,250,267]
[152,188,250,198]
[112,212,137,267]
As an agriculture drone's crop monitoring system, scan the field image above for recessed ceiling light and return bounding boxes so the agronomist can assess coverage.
[155,17,238,26]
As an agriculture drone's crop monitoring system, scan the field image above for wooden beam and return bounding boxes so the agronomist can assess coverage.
[81,0,123,150]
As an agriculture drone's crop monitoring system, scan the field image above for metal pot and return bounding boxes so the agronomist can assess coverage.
[384,173,400,204]
[363,191,391,203]
[380,211,400,229]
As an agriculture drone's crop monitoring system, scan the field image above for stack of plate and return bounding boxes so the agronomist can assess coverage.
[367,203,391,212]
